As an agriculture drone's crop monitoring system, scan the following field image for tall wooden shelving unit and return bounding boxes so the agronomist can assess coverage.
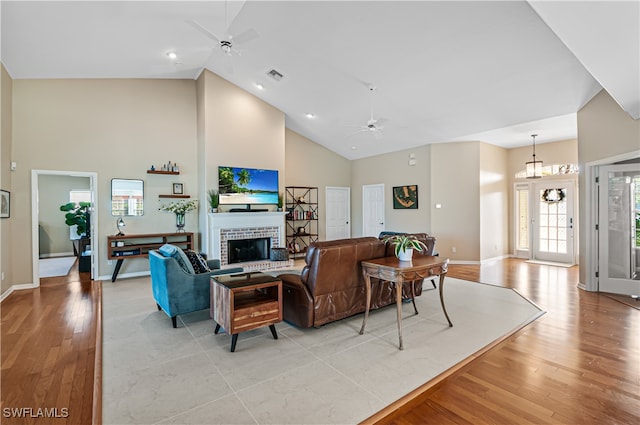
[285,186,318,258]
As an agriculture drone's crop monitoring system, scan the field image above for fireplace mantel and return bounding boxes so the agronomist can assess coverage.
[208,212,286,266]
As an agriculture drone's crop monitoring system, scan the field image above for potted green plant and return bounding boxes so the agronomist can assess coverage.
[383,234,427,261]
[207,189,219,213]
[277,192,284,211]
[60,201,92,237]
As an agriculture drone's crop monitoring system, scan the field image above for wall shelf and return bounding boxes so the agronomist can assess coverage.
[159,194,190,199]
[147,170,179,175]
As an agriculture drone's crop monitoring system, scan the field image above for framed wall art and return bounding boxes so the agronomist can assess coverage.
[0,190,9,218]
[392,185,418,209]
[172,183,184,195]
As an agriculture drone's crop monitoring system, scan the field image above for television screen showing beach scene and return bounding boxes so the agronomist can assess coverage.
[218,166,279,205]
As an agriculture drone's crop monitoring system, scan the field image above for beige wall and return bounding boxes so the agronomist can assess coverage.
[11,79,198,283]
[430,142,481,261]
[479,143,509,261]
[1,64,12,294]
[200,70,285,210]
[38,175,90,257]
[577,89,640,286]
[197,70,285,254]
[285,129,351,240]
[351,145,431,237]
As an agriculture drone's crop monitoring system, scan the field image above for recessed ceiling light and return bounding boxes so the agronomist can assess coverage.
[305,113,315,119]
[256,83,264,90]
[167,52,177,60]
[351,146,357,150]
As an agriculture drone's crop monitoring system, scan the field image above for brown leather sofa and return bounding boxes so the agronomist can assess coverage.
[277,233,436,328]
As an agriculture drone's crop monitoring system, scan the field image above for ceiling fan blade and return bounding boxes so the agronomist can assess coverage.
[186,19,221,43]
[231,28,259,45]
[373,129,384,140]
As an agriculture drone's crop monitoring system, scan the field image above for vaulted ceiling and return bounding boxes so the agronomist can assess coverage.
[2,1,637,159]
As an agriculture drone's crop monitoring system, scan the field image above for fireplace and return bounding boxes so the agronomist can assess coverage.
[207,212,287,268]
[227,237,270,264]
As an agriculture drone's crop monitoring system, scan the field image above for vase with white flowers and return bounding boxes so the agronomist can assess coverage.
[159,199,198,232]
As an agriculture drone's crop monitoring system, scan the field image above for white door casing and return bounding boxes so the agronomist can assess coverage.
[598,164,640,296]
[326,186,350,240]
[362,184,385,237]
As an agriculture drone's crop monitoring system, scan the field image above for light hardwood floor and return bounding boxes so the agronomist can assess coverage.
[1,259,638,425]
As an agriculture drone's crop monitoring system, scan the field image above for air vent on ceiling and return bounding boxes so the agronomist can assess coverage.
[267,69,284,82]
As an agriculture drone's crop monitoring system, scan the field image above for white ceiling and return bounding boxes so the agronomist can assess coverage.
[2,1,637,160]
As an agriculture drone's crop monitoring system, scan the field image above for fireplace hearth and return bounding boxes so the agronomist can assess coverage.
[227,238,270,264]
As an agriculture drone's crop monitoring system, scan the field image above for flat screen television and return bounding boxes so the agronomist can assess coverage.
[218,166,279,206]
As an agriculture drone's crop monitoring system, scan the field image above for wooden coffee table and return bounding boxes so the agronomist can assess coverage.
[210,272,282,352]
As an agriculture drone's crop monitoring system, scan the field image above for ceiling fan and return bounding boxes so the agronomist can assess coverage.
[347,86,386,139]
[186,1,259,70]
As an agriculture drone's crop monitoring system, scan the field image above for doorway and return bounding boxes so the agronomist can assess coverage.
[31,170,98,285]
[325,186,350,240]
[362,184,384,237]
[514,180,577,265]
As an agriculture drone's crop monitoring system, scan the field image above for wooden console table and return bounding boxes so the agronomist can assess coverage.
[211,272,282,352]
[107,232,193,282]
[359,255,450,350]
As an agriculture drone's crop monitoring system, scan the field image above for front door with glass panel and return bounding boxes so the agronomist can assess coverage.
[598,164,640,296]
[532,182,575,264]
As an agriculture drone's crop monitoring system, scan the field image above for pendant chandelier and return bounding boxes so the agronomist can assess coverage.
[525,134,543,179]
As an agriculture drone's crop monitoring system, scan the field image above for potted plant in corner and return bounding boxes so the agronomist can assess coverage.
[60,201,92,238]
[383,234,427,262]
[208,189,219,213]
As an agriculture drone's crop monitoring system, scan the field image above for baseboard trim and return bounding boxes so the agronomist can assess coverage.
[39,252,75,259]
[448,260,481,265]
[1,282,39,302]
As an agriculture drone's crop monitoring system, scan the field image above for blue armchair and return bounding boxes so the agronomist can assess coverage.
[149,245,243,327]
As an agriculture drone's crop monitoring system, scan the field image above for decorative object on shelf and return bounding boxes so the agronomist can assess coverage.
[150,165,155,171]
[175,213,186,232]
[115,217,126,236]
[172,183,184,195]
[277,192,283,211]
[60,201,92,237]
[159,199,198,232]
[382,234,427,262]
[297,226,306,235]
[0,190,9,218]
[525,134,543,179]
[393,185,418,209]
[208,189,219,213]
[542,188,566,203]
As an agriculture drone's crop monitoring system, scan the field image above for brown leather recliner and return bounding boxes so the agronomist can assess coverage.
[278,233,435,328]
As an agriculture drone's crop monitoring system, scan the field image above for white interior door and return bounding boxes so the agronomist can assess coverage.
[532,181,575,264]
[362,184,385,237]
[325,187,350,240]
[599,164,640,295]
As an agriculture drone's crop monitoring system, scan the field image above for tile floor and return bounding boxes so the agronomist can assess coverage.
[102,276,543,425]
